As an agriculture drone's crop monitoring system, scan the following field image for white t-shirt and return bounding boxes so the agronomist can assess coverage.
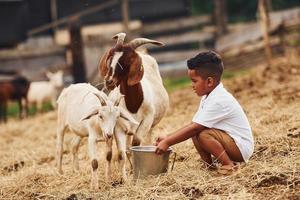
[192,83,254,162]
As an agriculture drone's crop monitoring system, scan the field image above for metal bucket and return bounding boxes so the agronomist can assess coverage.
[130,146,176,179]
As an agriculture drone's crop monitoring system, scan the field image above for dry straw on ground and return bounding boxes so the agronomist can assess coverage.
[0,56,299,199]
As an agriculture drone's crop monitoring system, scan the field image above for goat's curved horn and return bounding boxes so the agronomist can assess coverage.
[112,32,126,45]
[129,38,164,49]
[114,94,124,106]
[93,92,108,106]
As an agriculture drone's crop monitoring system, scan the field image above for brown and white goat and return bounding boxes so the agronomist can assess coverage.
[98,33,169,145]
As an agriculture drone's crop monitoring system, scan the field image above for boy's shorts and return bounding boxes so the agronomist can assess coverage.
[201,128,244,162]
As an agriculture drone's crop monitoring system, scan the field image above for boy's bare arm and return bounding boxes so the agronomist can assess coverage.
[155,122,205,154]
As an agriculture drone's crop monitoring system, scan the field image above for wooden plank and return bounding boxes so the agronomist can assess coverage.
[222,34,280,58]
[149,30,214,48]
[27,0,119,36]
[0,46,65,60]
[151,49,202,64]
[223,44,283,70]
[0,75,15,82]
[216,7,300,52]
[55,20,142,46]
[142,15,211,35]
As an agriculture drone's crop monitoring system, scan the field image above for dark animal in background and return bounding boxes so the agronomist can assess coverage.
[0,76,30,123]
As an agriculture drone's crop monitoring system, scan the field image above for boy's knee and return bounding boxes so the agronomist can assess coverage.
[198,129,214,144]
[192,135,199,142]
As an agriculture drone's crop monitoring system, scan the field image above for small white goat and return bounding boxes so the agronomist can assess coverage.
[27,70,63,112]
[56,83,138,190]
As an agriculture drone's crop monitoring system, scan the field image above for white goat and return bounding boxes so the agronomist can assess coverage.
[56,83,138,190]
[98,33,169,146]
[27,70,63,112]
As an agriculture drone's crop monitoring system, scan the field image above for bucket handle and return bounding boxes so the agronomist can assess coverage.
[170,151,177,171]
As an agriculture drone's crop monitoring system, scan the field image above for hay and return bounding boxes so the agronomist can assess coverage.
[0,56,299,199]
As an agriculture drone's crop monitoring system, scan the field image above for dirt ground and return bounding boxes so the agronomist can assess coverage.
[0,56,299,199]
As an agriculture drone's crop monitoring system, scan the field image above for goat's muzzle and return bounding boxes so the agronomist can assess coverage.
[107,135,113,139]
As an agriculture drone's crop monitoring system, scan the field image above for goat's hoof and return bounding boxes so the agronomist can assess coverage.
[111,180,123,187]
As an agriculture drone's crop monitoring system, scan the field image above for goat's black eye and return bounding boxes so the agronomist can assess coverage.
[115,63,124,74]
[118,63,123,70]
[99,115,103,120]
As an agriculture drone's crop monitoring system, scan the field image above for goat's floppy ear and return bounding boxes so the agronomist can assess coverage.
[80,107,99,121]
[98,49,111,79]
[127,55,144,86]
[119,107,139,125]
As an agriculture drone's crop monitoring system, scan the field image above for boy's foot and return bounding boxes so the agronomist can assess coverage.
[202,163,217,171]
[217,163,239,175]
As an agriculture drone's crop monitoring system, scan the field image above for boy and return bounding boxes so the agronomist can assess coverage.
[155,51,254,174]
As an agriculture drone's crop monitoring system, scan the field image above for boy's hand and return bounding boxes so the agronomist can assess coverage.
[154,136,166,146]
[154,136,169,155]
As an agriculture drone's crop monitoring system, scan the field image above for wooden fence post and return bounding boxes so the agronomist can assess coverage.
[258,0,273,66]
[214,0,228,37]
[69,19,86,83]
[122,0,130,38]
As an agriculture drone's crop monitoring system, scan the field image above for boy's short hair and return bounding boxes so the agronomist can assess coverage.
[187,51,224,81]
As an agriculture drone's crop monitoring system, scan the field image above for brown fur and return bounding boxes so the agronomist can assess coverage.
[124,50,144,86]
[106,151,112,161]
[120,81,143,113]
[91,159,98,171]
[118,152,123,161]
[98,49,112,79]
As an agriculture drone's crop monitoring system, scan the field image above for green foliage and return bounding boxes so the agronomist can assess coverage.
[7,102,19,117]
[163,77,191,92]
[6,101,54,118]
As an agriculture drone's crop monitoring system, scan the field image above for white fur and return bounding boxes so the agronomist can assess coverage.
[27,70,63,111]
[56,83,138,190]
